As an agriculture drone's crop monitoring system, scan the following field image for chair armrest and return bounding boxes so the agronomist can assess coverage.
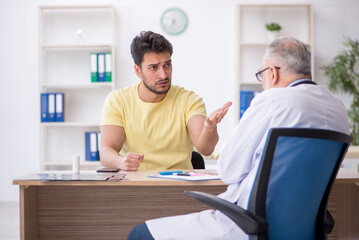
[325,210,334,234]
[185,191,268,235]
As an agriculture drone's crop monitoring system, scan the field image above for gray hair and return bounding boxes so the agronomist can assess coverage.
[263,37,311,77]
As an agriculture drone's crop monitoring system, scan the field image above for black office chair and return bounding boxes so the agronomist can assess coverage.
[191,151,205,169]
[185,128,352,240]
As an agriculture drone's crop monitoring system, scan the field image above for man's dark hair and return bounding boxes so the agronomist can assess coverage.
[130,31,173,66]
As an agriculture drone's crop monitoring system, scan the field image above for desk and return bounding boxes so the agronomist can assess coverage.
[13,170,227,240]
[13,168,359,240]
[327,168,359,240]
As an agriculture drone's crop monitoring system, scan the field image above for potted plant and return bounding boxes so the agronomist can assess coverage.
[265,22,281,41]
[322,37,359,145]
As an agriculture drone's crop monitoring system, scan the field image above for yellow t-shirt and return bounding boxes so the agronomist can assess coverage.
[100,84,207,170]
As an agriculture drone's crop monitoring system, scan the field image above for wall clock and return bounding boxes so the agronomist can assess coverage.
[160,8,188,35]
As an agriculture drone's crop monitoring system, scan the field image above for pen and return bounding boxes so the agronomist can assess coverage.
[174,173,191,176]
[159,170,183,175]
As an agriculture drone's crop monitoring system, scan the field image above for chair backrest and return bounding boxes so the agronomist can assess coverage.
[191,151,205,169]
[248,128,351,240]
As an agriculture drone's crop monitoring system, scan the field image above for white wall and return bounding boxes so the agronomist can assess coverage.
[1,0,358,201]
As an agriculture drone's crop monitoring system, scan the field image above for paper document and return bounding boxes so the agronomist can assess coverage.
[15,173,126,181]
[148,174,220,181]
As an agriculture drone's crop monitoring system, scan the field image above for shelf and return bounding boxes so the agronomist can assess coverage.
[40,5,114,10]
[240,43,269,47]
[43,161,101,166]
[239,42,311,47]
[40,6,114,46]
[41,44,112,50]
[237,4,313,8]
[239,82,262,86]
[236,4,313,121]
[238,4,312,45]
[41,122,100,127]
[41,82,113,89]
[39,6,115,170]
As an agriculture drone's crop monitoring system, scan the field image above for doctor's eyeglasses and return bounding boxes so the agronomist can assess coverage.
[255,66,280,82]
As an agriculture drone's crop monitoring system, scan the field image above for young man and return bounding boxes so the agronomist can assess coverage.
[100,31,231,171]
[128,37,350,239]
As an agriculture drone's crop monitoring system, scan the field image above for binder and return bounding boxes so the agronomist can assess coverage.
[97,132,101,153]
[85,132,99,161]
[97,132,101,160]
[97,53,105,82]
[55,93,64,122]
[240,90,255,119]
[105,52,112,82]
[90,53,98,82]
[48,93,56,122]
[41,93,49,122]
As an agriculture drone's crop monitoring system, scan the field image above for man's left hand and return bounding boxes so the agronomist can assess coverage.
[205,101,232,129]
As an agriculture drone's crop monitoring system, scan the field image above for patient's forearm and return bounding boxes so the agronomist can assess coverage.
[196,126,219,156]
[100,146,123,168]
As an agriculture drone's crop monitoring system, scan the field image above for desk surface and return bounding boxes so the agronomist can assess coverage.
[335,167,359,182]
[13,169,225,186]
[13,168,359,186]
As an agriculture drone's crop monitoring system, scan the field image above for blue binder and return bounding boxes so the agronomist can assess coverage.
[85,132,99,161]
[97,53,105,82]
[41,93,49,122]
[240,90,255,119]
[48,93,56,122]
[55,93,64,122]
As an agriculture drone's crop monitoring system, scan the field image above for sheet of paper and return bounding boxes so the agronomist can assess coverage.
[147,174,220,181]
[15,173,116,181]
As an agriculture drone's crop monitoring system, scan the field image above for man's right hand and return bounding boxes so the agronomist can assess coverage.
[120,152,144,171]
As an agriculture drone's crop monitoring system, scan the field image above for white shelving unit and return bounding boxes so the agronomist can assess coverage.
[236,4,314,120]
[39,6,116,170]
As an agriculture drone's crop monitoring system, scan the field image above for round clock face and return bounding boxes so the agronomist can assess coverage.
[161,8,188,35]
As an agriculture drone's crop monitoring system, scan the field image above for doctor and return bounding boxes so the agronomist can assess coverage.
[128,37,350,240]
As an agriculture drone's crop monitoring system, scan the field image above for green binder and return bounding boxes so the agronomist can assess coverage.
[90,53,98,82]
[105,52,112,82]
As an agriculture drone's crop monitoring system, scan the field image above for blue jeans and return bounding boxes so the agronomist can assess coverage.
[127,222,155,240]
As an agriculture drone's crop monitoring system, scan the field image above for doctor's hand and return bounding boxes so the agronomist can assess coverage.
[205,101,232,129]
[120,152,144,171]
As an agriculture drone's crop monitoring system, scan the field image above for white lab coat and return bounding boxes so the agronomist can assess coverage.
[146,84,350,240]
